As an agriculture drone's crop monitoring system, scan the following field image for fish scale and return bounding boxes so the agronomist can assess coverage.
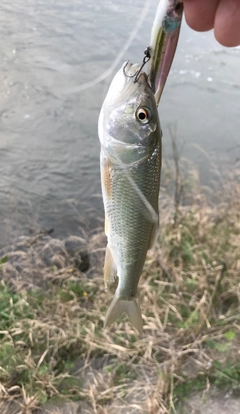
[107,143,161,297]
[98,62,162,333]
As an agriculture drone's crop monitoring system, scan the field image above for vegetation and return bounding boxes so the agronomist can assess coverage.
[0,156,239,413]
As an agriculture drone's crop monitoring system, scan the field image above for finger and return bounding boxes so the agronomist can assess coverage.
[183,0,219,32]
[214,0,240,47]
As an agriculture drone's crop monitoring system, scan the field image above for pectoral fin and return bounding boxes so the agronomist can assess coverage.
[104,245,118,291]
[100,153,113,238]
[101,153,112,201]
[105,213,109,237]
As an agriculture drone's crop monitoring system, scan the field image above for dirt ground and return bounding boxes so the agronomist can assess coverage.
[178,387,240,414]
[36,387,240,414]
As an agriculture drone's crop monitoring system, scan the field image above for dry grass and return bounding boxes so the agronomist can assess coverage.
[0,161,240,413]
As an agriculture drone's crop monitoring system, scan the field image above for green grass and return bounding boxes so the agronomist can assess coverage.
[0,168,240,413]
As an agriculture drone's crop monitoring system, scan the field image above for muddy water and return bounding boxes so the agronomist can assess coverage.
[0,0,239,248]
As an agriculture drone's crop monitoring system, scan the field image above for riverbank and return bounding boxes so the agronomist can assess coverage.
[0,168,240,413]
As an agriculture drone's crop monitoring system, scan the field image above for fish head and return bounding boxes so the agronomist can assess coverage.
[98,62,161,164]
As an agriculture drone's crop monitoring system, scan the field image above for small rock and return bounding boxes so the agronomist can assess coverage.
[46,239,68,256]
[14,235,30,244]
[64,236,89,272]
[51,254,66,269]
[37,401,92,414]
[0,245,15,259]
[0,399,23,414]
[33,235,53,254]
[41,240,68,266]
[5,250,29,264]
[0,263,19,280]
[64,235,88,256]
[14,263,24,273]
[20,267,46,288]
[89,232,106,250]
[75,251,90,272]
[14,241,30,253]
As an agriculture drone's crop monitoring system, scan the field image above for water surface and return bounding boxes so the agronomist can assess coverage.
[0,0,239,247]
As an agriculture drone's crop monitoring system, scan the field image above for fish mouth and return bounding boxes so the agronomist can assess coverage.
[122,61,148,84]
[123,61,140,78]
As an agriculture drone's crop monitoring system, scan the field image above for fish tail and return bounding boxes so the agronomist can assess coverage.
[104,295,143,335]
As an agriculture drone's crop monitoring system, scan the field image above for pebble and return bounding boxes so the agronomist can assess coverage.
[0,233,91,287]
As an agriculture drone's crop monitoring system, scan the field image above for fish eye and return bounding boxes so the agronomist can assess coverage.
[136,107,151,124]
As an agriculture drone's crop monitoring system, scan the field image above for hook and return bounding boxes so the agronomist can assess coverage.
[123,47,151,83]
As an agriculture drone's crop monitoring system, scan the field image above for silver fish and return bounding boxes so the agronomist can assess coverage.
[148,0,183,105]
[98,62,162,334]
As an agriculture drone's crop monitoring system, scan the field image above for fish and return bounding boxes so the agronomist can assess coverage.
[98,62,162,334]
[147,0,183,105]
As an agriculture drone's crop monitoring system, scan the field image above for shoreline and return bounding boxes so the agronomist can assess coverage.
[0,232,92,290]
[0,179,240,413]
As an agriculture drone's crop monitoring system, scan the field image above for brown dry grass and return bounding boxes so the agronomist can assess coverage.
[0,162,240,413]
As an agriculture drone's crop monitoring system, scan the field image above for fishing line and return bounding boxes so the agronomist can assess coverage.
[64,0,152,95]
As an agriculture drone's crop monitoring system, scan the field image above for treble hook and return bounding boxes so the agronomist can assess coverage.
[123,46,151,83]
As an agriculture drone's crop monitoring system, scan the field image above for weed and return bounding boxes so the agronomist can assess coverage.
[0,162,239,413]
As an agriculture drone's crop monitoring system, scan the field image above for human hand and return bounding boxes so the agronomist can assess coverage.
[183,0,240,47]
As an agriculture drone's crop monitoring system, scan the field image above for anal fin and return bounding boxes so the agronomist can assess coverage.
[148,221,159,250]
[104,245,118,292]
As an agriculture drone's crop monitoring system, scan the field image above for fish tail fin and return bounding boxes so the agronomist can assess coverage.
[104,295,143,335]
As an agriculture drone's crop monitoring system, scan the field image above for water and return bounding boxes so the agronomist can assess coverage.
[0,0,239,248]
